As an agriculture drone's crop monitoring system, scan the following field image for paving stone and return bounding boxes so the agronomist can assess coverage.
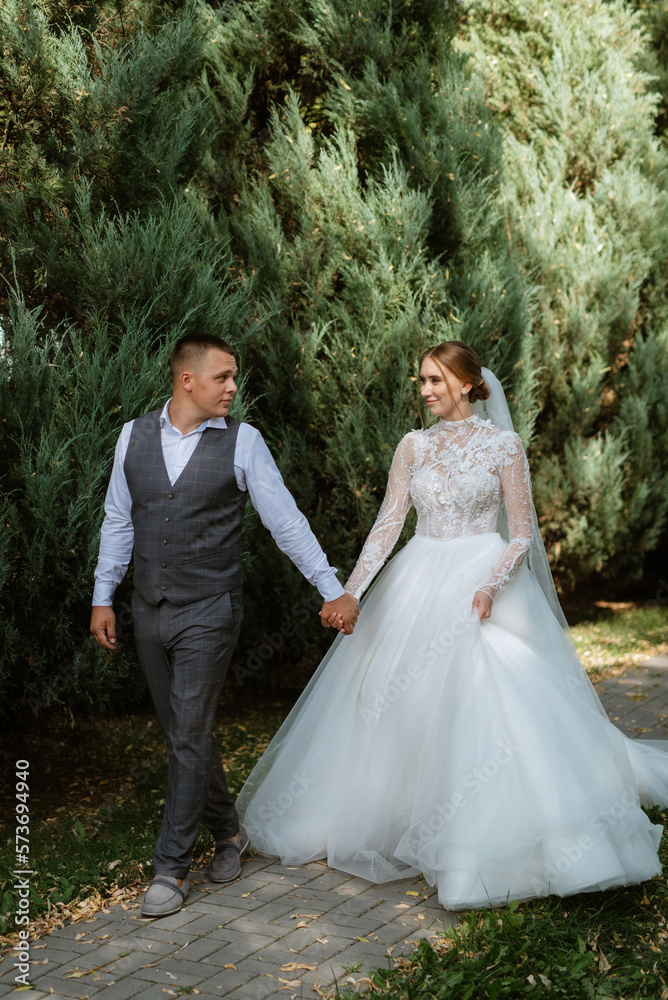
[222,975,284,1000]
[24,948,83,972]
[191,891,268,913]
[238,900,305,926]
[196,929,280,959]
[217,916,292,940]
[270,933,355,965]
[152,936,220,963]
[232,955,299,985]
[131,955,209,986]
[131,985,194,1000]
[123,926,192,946]
[95,934,178,957]
[21,973,107,998]
[308,870,357,890]
[195,966,258,995]
[8,659,663,1000]
[260,925,339,954]
[0,991,49,1000]
[159,912,236,937]
[85,979,148,1000]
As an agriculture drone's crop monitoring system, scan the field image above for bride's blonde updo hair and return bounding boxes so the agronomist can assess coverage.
[419,340,490,404]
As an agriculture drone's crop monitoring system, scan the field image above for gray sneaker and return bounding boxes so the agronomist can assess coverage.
[207,831,250,883]
[141,875,190,918]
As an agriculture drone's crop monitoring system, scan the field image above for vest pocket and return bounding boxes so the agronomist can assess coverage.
[181,550,226,566]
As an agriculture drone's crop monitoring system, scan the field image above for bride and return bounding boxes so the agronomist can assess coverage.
[236,340,668,910]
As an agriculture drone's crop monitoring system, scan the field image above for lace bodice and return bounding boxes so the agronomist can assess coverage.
[344,414,534,603]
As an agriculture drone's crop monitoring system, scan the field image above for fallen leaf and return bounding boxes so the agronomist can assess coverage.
[165,972,178,979]
[357,937,369,943]
[393,903,410,909]
[241,893,250,898]
[223,964,237,970]
[278,978,302,987]
[406,891,419,896]
[290,914,320,920]
[279,963,317,971]
[162,990,176,996]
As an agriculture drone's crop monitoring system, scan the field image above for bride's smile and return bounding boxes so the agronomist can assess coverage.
[419,356,473,421]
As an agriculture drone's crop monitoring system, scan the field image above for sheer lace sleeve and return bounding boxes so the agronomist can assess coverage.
[344,433,416,602]
[478,432,533,601]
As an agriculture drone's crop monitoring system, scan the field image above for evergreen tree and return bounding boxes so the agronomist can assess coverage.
[628,0,668,138]
[2,0,667,723]
[457,0,668,590]
[197,0,536,687]
[0,1,253,722]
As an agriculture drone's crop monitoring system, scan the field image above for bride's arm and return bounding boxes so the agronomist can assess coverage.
[343,433,416,603]
[477,432,534,602]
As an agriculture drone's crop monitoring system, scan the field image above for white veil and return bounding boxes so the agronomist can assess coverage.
[471,367,572,635]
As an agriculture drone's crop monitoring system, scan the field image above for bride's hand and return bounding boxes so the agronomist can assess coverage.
[472,590,493,620]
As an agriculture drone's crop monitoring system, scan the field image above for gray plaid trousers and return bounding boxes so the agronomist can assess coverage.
[131,587,244,877]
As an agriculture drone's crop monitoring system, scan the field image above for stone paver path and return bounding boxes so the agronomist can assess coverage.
[595,655,668,739]
[2,654,667,1000]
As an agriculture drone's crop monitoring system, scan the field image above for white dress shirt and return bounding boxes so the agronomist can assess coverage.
[92,399,345,606]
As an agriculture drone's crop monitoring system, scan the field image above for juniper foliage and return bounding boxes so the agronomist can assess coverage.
[457,0,668,587]
[1,0,667,721]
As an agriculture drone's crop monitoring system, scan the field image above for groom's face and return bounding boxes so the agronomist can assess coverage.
[187,348,238,418]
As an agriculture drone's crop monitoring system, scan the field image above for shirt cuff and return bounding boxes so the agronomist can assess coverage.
[92,583,116,607]
[317,573,346,603]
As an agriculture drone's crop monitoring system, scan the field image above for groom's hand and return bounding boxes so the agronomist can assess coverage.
[319,593,358,635]
[90,606,118,649]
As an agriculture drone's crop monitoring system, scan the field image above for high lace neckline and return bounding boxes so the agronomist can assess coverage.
[432,413,481,429]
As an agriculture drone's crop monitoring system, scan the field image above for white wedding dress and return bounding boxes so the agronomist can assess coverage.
[237,414,668,909]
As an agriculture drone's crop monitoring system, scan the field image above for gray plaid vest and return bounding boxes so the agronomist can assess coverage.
[124,408,244,606]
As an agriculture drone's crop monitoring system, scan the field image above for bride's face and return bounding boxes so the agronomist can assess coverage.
[419,357,471,419]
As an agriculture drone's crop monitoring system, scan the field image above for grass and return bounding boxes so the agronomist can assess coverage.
[333,851,668,998]
[567,603,668,680]
[1,599,667,998]
[0,705,286,940]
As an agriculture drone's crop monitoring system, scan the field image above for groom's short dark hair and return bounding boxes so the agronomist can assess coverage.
[169,333,237,380]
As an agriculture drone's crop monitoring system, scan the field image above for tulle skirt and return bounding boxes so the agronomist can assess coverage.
[236,532,668,910]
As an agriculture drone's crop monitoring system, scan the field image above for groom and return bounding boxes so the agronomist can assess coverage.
[90,333,358,918]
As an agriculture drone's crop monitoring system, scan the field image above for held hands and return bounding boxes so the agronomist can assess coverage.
[472,590,493,620]
[319,593,359,635]
[90,606,118,650]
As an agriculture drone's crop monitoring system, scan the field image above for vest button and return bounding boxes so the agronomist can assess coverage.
[161,586,167,591]
[162,539,168,545]
[168,494,174,499]
[164,517,170,522]
[161,563,167,568]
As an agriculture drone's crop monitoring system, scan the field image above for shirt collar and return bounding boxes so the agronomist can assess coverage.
[159,398,228,435]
